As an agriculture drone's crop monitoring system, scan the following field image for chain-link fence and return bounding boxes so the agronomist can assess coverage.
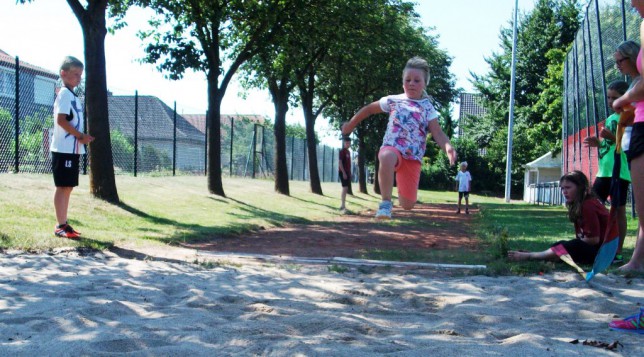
[0,56,353,183]
[563,0,638,176]
[563,0,637,215]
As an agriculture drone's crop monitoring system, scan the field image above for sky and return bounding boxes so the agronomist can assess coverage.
[0,0,535,145]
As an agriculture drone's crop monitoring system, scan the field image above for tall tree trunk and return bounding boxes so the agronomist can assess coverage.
[73,0,118,203]
[206,76,225,197]
[373,152,381,195]
[304,119,322,194]
[271,82,290,195]
[357,128,367,194]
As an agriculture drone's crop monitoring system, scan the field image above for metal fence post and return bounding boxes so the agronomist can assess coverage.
[573,39,581,170]
[322,145,326,182]
[229,116,234,176]
[252,123,257,179]
[204,110,208,176]
[581,18,593,179]
[621,0,627,41]
[173,101,177,176]
[303,139,307,181]
[14,56,19,173]
[563,59,568,175]
[290,135,295,180]
[593,0,609,127]
[134,90,138,177]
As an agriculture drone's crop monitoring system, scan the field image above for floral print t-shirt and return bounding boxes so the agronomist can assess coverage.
[379,94,438,162]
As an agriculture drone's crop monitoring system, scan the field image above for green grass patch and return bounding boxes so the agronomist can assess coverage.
[2,173,638,277]
[475,200,639,275]
[0,173,380,251]
[328,264,349,273]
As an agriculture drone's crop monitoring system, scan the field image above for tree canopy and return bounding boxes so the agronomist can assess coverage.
[469,0,581,195]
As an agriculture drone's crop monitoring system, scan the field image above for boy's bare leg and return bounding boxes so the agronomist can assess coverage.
[465,196,469,214]
[340,187,348,210]
[54,186,73,225]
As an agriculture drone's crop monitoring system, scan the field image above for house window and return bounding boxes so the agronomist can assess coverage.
[529,170,538,185]
[34,75,56,105]
[0,68,15,98]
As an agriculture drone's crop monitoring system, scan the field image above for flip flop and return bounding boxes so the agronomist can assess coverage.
[609,307,644,334]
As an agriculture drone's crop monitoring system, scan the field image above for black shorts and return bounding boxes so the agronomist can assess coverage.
[551,239,600,265]
[52,152,80,187]
[459,191,469,199]
[339,172,350,187]
[626,122,644,162]
[592,177,629,206]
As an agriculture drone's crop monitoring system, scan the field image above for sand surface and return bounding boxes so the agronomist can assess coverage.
[0,248,642,356]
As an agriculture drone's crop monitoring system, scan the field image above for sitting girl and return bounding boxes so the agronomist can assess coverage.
[508,171,609,265]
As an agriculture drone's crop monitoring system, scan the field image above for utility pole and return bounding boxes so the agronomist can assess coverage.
[505,0,519,202]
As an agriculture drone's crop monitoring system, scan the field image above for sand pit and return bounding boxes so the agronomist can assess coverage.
[0,248,642,356]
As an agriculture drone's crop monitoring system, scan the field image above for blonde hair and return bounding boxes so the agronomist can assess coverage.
[60,56,84,71]
[404,56,430,86]
[615,40,640,68]
[404,56,430,98]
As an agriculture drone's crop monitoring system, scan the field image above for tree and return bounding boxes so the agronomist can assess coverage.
[320,1,456,194]
[470,0,580,196]
[136,0,289,197]
[238,0,304,195]
[19,0,127,203]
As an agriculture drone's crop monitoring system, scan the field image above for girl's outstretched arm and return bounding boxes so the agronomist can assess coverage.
[428,119,457,165]
[341,101,383,135]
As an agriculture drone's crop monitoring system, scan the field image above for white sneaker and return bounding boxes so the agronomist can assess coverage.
[375,201,393,219]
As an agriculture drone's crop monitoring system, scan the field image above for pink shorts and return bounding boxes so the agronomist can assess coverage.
[379,146,421,203]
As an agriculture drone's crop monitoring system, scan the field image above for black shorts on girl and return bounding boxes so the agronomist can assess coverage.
[551,238,600,265]
[626,122,644,162]
[592,177,629,206]
[52,152,80,187]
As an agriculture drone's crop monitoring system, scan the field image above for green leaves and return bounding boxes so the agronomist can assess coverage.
[468,0,581,195]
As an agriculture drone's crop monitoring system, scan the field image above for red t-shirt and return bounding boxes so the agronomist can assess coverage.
[574,198,611,245]
[339,148,351,174]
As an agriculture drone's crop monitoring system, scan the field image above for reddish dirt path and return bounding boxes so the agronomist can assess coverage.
[183,203,479,258]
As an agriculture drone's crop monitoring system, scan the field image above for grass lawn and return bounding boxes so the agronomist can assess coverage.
[1,173,638,275]
[0,173,379,250]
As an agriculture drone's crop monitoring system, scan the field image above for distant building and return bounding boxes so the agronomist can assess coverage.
[108,95,207,173]
[0,49,58,120]
[182,114,266,135]
[457,92,487,138]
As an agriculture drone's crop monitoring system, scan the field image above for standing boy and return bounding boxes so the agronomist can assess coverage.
[455,161,472,214]
[51,56,94,239]
[338,136,352,211]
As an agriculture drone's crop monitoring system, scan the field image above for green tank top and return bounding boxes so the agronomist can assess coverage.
[596,113,631,181]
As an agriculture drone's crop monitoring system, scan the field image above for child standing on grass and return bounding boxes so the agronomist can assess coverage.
[583,80,631,264]
[338,136,352,211]
[50,56,94,239]
[341,56,457,219]
[455,161,471,214]
[508,171,610,265]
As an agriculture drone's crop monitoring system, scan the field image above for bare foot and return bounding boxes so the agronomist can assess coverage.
[618,262,644,272]
[508,251,533,261]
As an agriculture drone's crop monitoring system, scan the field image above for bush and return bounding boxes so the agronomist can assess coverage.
[111,130,134,173]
